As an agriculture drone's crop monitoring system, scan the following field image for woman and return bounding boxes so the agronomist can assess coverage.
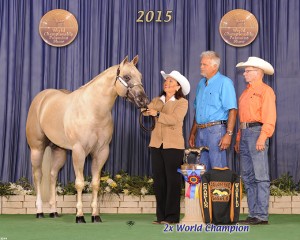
[145,70,190,224]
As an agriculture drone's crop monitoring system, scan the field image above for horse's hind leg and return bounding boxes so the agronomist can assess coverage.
[26,97,49,217]
[49,145,67,218]
[30,148,46,218]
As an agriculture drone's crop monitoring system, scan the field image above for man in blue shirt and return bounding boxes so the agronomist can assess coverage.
[189,51,237,170]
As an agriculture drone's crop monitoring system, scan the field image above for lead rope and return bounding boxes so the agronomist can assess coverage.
[139,108,155,132]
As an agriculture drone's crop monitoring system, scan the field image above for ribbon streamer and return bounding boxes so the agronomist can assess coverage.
[178,169,201,199]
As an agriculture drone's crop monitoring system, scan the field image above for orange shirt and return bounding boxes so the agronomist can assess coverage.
[236,79,276,142]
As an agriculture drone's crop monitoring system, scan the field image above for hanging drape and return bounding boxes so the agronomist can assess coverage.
[0,0,299,184]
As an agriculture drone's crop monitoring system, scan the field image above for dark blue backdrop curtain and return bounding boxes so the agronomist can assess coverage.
[0,0,299,184]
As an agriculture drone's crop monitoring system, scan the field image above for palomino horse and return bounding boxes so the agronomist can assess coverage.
[26,56,149,223]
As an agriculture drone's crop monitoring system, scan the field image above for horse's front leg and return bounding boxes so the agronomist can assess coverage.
[72,144,87,223]
[90,145,110,223]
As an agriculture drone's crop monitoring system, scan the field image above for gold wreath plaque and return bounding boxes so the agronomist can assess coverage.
[39,9,78,47]
[219,9,258,47]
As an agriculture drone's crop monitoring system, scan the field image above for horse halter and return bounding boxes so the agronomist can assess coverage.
[115,66,155,132]
[115,66,143,102]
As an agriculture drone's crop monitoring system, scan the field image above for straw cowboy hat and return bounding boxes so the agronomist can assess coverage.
[236,57,274,75]
[160,70,190,95]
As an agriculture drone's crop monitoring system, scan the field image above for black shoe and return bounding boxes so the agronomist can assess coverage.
[248,217,268,225]
[152,220,162,224]
[238,217,256,223]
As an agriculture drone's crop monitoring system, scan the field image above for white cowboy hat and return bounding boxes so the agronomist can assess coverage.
[160,70,190,95]
[236,57,274,75]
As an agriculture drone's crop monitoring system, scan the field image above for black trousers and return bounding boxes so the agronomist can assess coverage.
[151,146,184,223]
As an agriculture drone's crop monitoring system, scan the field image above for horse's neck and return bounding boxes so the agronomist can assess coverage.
[80,66,119,112]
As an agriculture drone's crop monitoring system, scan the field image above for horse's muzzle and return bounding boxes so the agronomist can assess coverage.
[135,94,149,109]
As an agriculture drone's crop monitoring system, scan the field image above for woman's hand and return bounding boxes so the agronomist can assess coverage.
[147,108,159,117]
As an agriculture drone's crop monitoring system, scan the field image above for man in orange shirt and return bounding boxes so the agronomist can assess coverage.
[235,57,276,225]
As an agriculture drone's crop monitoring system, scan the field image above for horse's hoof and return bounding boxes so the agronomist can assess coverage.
[76,216,86,223]
[36,213,45,218]
[49,212,59,218]
[91,215,102,223]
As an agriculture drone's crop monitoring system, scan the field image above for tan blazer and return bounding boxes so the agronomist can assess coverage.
[147,97,188,149]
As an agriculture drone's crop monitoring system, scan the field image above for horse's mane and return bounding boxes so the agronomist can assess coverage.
[59,89,71,94]
[79,65,118,89]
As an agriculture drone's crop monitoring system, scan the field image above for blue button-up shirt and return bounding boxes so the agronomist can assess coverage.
[194,72,237,124]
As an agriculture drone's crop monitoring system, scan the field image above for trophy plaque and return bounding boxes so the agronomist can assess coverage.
[219,9,258,47]
[39,9,78,47]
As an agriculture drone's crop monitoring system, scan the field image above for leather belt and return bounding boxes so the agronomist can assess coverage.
[240,122,263,129]
[197,120,227,129]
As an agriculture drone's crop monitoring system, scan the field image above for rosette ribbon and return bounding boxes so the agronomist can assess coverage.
[178,169,201,199]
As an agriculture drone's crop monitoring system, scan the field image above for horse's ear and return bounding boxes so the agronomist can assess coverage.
[121,56,129,65]
[131,55,139,66]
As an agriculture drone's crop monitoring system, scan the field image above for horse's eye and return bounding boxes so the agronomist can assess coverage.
[123,75,131,81]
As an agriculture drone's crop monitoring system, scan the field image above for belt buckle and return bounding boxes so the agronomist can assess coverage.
[240,122,247,129]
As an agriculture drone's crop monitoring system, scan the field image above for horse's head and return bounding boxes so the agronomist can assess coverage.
[115,55,149,108]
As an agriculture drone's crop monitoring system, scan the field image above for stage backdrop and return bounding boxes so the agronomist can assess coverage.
[1,0,299,184]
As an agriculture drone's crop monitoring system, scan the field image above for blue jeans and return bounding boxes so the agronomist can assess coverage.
[195,124,227,170]
[240,126,270,221]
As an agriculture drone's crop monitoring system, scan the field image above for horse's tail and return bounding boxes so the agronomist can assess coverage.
[41,146,52,203]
